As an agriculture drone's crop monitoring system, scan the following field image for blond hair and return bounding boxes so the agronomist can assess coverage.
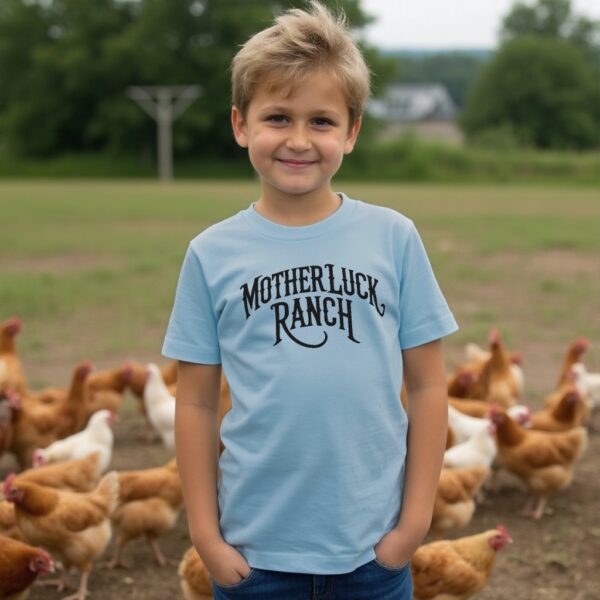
[231,1,371,125]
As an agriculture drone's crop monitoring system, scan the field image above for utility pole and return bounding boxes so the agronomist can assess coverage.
[127,85,201,181]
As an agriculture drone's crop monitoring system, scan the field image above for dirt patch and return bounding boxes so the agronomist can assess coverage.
[1,388,598,600]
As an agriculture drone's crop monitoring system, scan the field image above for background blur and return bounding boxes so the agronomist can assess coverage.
[0,0,599,179]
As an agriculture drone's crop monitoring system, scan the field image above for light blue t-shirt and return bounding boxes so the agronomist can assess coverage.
[162,194,458,575]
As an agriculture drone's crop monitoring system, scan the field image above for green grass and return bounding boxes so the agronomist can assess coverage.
[1,179,598,390]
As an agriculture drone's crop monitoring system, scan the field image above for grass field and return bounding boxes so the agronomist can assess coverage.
[1,180,599,599]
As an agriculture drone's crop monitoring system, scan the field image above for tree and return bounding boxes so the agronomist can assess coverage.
[0,0,395,159]
[461,36,600,150]
[501,0,600,70]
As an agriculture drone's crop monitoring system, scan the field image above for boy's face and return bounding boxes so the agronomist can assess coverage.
[231,70,361,205]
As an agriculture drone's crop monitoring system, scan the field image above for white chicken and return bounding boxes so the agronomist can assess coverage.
[32,409,115,472]
[571,362,600,410]
[448,404,532,446]
[443,424,497,470]
[144,364,175,451]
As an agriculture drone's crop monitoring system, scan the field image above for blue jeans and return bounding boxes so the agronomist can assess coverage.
[211,558,413,599]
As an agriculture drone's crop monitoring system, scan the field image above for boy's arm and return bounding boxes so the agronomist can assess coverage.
[176,361,252,585]
[374,339,448,567]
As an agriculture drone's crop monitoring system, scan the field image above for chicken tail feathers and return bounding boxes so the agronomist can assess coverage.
[94,471,120,515]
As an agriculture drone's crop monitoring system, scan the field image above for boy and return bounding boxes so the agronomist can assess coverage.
[162,2,458,598]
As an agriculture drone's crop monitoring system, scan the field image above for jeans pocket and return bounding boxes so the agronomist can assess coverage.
[372,558,410,573]
[211,568,257,590]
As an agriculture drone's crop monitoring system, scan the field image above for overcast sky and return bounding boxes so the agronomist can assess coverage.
[361,0,600,49]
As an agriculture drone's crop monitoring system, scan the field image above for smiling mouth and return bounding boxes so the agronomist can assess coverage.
[277,159,317,169]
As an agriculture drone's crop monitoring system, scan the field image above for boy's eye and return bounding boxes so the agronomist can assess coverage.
[312,117,335,127]
[266,114,288,124]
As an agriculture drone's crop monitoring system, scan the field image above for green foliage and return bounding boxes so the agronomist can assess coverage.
[501,0,600,70]
[461,36,600,150]
[0,0,392,159]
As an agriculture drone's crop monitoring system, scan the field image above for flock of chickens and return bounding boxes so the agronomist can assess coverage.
[0,315,599,600]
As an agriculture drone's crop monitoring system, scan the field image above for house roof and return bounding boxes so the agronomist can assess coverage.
[368,83,457,122]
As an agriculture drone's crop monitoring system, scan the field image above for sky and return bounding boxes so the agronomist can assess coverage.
[361,0,600,49]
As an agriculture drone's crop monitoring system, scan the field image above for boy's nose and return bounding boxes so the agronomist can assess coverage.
[285,127,312,151]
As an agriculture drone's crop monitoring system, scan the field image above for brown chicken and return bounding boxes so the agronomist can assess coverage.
[556,337,589,389]
[179,546,213,600]
[466,330,518,407]
[0,317,28,397]
[412,526,512,600]
[14,453,102,493]
[531,387,586,432]
[0,533,54,599]
[3,470,119,600]
[489,406,588,519]
[83,364,133,421]
[10,361,93,469]
[430,466,490,538]
[448,336,522,402]
[108,458,182,568]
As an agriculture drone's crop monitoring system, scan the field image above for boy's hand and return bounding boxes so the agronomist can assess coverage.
[200,540,252,587]
[374,527,423,568]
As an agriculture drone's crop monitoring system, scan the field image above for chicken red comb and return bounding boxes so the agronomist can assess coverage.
[5,317,22,336]
[76,361,94,379]
[496,525,510,537]
[488,329,501,347]
[573,337,589,355]
[2,473,16,497]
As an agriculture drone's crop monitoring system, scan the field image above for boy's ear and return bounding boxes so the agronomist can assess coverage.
[344,118,362,154]
[231,106,248,148]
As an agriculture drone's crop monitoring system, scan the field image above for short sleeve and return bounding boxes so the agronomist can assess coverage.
[398,222,458,349]
[161,244,221,364]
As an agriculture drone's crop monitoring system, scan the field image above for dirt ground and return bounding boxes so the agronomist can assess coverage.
[0,371,596,600]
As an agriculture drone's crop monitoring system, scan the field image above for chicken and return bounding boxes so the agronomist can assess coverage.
[1,389,21,461]
[466,330,519,407]
[9,362,94,469]
[143,364,175,451]
[464,342,524,395]
[430,466,489,538]
[108,458,182,568]
[0,533,54,599]
[179,546,213,600]
[0,317,28,397]
[556,337,588,389]
[411,526,512,600]
[3,470,119,600]
[126,360,177,400]
[15,453,102,493]
[448,404,531,446]
[32,409,114,473]
[83,364,133,421]
[449,335,522,401]
[489,406,588,519]
[530,387,586,432]
[443,424,497,470]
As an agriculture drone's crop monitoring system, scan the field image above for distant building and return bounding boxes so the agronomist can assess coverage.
[368,83,463,145]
